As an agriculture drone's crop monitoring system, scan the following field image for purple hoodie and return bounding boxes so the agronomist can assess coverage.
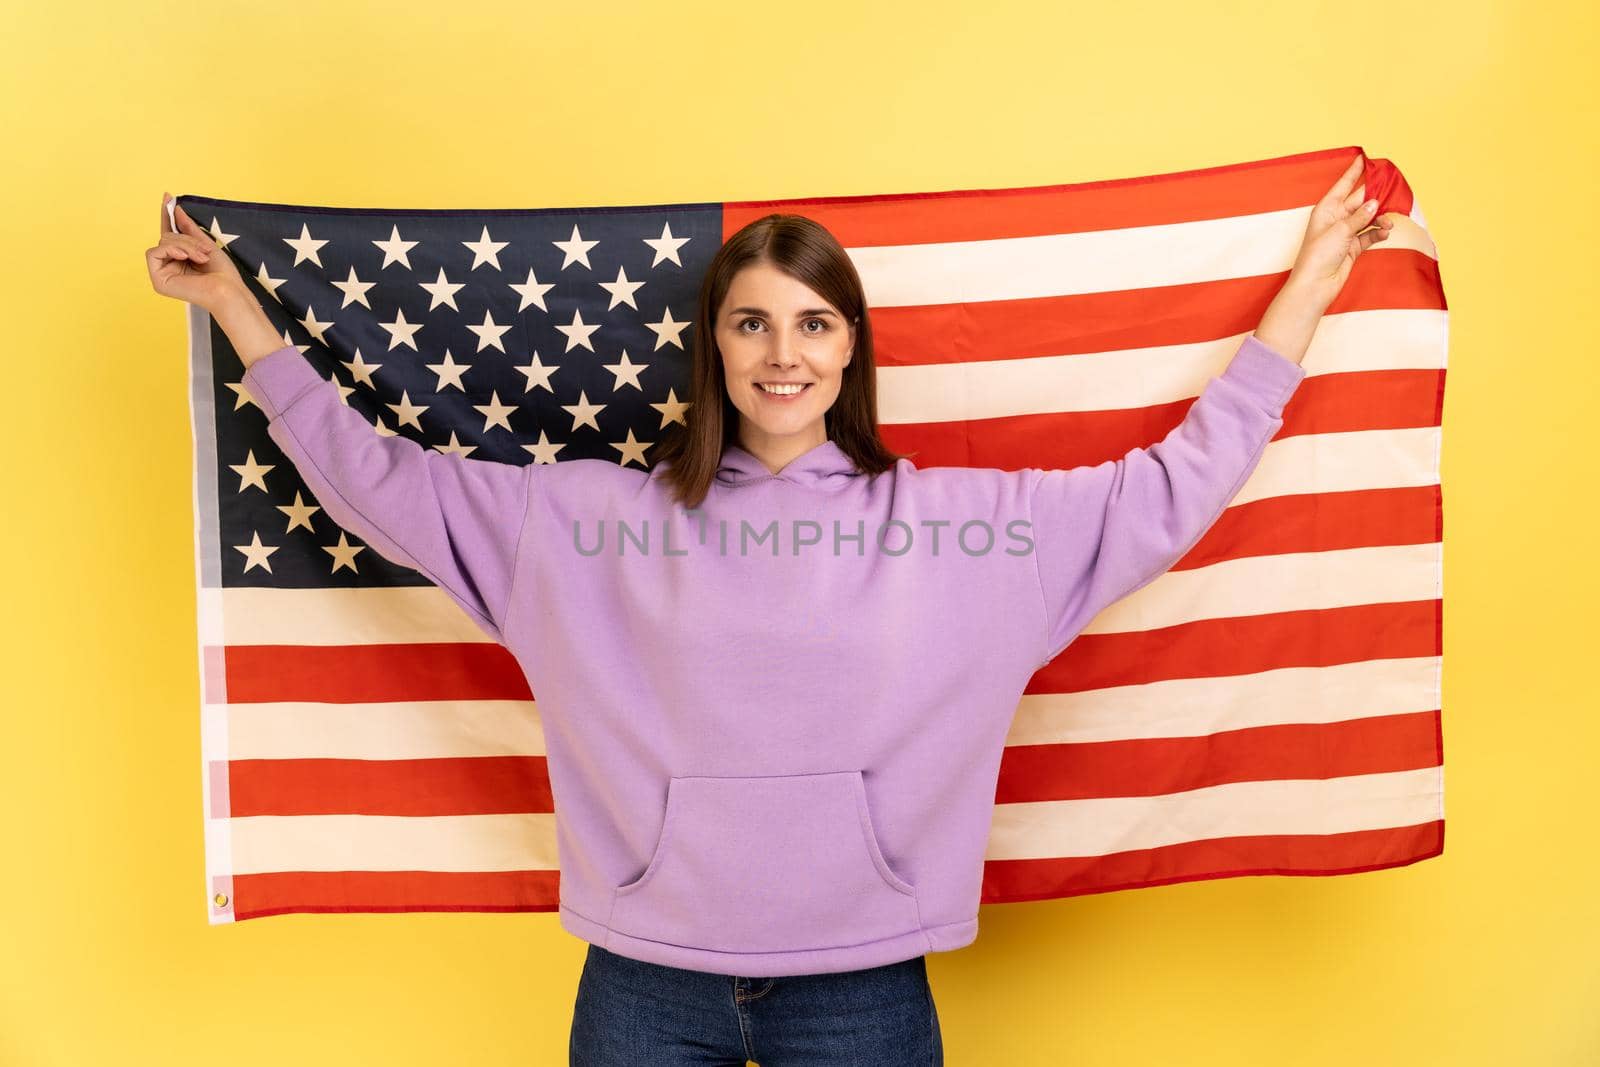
[242,332,1305,977]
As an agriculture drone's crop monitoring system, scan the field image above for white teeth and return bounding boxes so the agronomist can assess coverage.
[758,383,807,395]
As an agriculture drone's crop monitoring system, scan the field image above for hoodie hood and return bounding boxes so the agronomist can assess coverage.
[714,439,861,489]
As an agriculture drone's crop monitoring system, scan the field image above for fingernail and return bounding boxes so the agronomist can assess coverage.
[1365,199,1378,212]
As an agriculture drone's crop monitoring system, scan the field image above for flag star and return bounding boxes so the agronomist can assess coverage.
[420,267,466,312]
[522,430,568,464]
[552,223,598,269]
[235,531,279,574]
[325,531,365,574]
[224,380,260,412]
[644,305,693,350]
[555,307,602,353]
[425,349,472,392]
[332,266,377,310]
[434,431,477,458]
[206,216,240,249]
[283,223,329,268]
[277,490,321,533]
[650,387,692,428]
[610,428,652,468]
[341,348,382,388]
[561,390,606,432]
[230,449,274,493]
[386,390,429,431]
[465,309,513,353]
[514,352,560,394]
[602,349,648,391]
[509,267,556,313]
[279,326,307,354]
[374,416,400,438]
[379,307,425,351]
[462,226,510,270]
[643,221,691,267]
[334,379,357,405]
[298,306,335,345]
[598,264,646,310]
[372,224,419,269]
[254,263,287,302]
[473,390,517,433]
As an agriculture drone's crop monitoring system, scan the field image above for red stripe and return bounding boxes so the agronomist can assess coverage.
[1176,484,1441,571]
[726,145,1413,247]
[223,642,533,704]
[982,820,1443,903]
[229,755,554,817]
[865,252,1442,371]
[232,869,561,921]
[883,367,1443,470]
[997,710,1441,803]
[1030,600,1442,688]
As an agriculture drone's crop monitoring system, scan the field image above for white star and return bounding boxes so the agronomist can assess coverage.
[514,352,560,394]
[643,221,690,267]
[253,263,287,302]
[224,380,260,412]
[473,390,517,433]
[509,267,556,313]
[283,223,328,268]
[555,307,602,353]
[325,531,365,574]
[386,390,429,432]
[372,224,419,269]
[598,264,646,310]
[206,216,241,249]
[379,307,425,351]
[522,430,567,464]
[298,306,334,345]
[374,416,400,438]
[650,387,692,428]
[279,327,307,354]
[419,267,466,312]
[465,309,512,353]
[552,223,598,269]
[277,491,320,534]
[602,349,648,391]
[334,379,357,406]
[561,390,605,432]
[341,348,382,389]
[332,266,377,309]
[229,449,274,493]
[434,431,477,458]
[610,428,652,468]
[462,226,510,270]
[644,305,693,350]
[234,531,278,574]
[425,349,473,392]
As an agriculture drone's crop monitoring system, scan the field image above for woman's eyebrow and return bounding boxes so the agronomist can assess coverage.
[727,306,839,318]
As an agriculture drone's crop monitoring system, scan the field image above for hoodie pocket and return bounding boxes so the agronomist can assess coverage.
[607,770,922,955]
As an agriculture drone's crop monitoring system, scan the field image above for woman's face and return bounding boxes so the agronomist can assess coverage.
[715,261,855,458]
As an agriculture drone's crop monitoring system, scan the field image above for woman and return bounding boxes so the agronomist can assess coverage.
[147,156,1389,1066]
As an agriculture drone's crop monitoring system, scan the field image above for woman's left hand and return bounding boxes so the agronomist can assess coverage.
[1284,153,1395,312]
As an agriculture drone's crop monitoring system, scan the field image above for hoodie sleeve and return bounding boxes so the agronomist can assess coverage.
[1029,333,1306,667]
[241,345,535,644]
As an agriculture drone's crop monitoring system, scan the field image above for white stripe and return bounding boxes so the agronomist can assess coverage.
[1085,543,1441,635]
[849,204,1437,310]
[223,699,545,761]
[986,765,1443,861]
[1233,426,1441,505]
[220,584,497,645]
[229,813,558,874]
[1009,656,1441,745]
[876,309,1447,425]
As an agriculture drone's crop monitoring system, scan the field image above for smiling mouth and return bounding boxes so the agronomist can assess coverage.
[756,382,812,396]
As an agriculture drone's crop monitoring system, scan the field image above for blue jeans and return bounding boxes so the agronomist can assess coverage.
[569,943,943,1065]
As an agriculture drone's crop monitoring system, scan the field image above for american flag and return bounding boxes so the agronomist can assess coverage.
[184,143,1446,923]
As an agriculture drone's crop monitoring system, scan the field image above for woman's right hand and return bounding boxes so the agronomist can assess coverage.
[146,192,246,313]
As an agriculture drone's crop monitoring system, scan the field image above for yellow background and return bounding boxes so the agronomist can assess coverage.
[1,0,1593,1063]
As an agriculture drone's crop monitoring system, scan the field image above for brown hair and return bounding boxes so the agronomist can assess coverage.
[649,213,911,508]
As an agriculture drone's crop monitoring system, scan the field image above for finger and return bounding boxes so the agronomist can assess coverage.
[1319,152,1366,208]
[1342,183,1367,214]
